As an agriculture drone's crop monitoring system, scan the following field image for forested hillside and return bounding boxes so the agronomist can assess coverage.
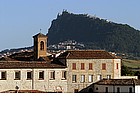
[47,11,140,56]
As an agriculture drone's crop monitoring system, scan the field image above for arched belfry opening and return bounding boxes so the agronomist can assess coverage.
[40,41,44,50]
[33,33,48,60]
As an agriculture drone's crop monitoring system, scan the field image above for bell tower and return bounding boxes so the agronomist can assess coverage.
[33,33,48,60]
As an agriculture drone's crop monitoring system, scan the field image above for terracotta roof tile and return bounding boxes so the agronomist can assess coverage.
[0,56,18,61]
[95,79,140,85]
[0,61,66,69]
[58,50,119,59]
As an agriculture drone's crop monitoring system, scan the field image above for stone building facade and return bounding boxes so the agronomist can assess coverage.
[57,50,121,93]
[80,79,140,93]
[0,62,67,93]
[0,33,67,93]
[0,33,127,93]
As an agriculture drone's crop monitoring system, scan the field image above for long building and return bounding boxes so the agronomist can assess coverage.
[0,33,128,93]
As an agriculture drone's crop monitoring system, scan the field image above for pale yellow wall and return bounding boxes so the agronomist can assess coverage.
[66,58,121,93]
[37,37,47,58]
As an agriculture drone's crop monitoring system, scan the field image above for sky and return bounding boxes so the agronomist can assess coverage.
[0,0,140,51]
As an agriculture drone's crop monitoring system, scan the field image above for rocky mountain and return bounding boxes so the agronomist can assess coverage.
[47,11,140,56]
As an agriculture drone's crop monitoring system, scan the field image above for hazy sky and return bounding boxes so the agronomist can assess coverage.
[0,0,140,50]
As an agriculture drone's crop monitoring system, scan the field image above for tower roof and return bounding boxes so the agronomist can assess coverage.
[33,33,47,38]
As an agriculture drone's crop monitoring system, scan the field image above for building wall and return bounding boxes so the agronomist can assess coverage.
[135,85,140,93]
[113,59,121,78]
[66,58,121,93]
[34,36,48,60]
[0,68,67,93]
[94,84,135,93]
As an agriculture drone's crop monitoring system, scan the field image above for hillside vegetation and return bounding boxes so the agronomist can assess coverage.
[122,59,140,69]
[48,11,140,56]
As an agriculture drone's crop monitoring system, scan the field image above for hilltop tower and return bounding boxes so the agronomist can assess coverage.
[33,33,48,60]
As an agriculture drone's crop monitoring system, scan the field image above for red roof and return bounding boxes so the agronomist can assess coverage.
[0,61,66,69]
[94,79,140,85]
[58,50,119,59]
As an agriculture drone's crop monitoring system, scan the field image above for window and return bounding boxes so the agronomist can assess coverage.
[72,75,77,82]
[74,89,79,93]
[72,63,76,70]
[117,87,120,93]
[88,75,93,83]
[39,71,44,80]
[50,71,55,80]
[62,71,67,80]
[116,63,119,69]
[0,71,7,80]
[105,87,108,93]
[97,75,102,80]
[15,71,21,80]
[40,41,44,50]
[102,63,106,70]
[80,75,85,83]
[81,63,85,70]
[129,87,133,93]
[89,63,93,70]
[27,71,32,80]
[107,75,111,79]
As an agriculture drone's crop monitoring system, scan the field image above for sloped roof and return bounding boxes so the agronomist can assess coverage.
[57,50,119,59]
[0,56,18,61]
[94,79,140,85]
[0,61,66,69]
[33,33,47,38]
[9,51,34,61]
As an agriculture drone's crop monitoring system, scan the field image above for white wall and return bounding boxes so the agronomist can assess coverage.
[0,68,67,93]
[94,84,135,93]
[135,85,140,93]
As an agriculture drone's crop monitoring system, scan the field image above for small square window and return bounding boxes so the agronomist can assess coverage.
[39,71,44,80]
[80,75,85,83]
[15,71,21,80]
[0,71,6,80]
[105,87,108,93]
[116,63,119,69]
[88,75,93,83]
[102,63,106,70]
[89,63,93,70]
[107,75,111,79]
[72,75,77,83]
[117,87,120,93]
[50,71,55,80]
[97,75,102,81]
[81,63,85,70]
[129,87,133,93]
[62,71,67,80]
[72,63,76,70]
[27,71,32,80]
[74,89,79,93]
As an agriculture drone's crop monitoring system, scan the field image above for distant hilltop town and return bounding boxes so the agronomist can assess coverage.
[0,33,139,93]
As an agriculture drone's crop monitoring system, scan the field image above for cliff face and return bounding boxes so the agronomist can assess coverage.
[47,11,140,56]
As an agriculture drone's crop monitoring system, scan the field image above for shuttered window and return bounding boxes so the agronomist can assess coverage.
[89,63,93,70]
[81,63,85,70]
